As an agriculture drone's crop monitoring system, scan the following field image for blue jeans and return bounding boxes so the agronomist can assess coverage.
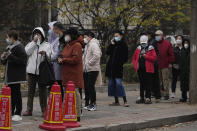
[108,78,126,97]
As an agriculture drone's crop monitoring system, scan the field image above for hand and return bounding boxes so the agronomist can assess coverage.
[169,64,172,68]
[143,54,146,57]
[58,58,63,64]
[33,35,39,43]
[111,39,115,45]
[2,52,8,58]
[38,51,46,55]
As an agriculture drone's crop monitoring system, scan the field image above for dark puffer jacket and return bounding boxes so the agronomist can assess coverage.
[105,40,128,78]
[1,41,27,84]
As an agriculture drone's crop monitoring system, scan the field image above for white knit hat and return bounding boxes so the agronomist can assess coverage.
[155,30,163,35]
[140,35,148,44]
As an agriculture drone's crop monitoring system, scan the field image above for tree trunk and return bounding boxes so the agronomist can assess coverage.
[189,0,197,104]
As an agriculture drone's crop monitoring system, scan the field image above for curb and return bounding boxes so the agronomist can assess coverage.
[18,84,139,97]
[67,114,197,131]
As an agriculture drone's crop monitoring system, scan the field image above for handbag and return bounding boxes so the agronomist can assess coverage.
[39,54,55,86]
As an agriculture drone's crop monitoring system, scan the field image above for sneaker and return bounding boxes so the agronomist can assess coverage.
[23,111,32,116]
[12,115,22,121]
[136,99,145,104]
[171,93,175,98]
[88,105,97,111]
[145,98,152,104]
[83,106,89,110]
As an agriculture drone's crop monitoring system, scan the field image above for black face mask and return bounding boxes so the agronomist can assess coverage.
[141,43,148,48]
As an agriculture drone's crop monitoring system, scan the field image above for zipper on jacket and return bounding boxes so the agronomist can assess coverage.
[84,44,89,72]
[35,46,39,75]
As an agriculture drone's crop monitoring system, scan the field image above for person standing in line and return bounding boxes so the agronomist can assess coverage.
[105,30,129,107]
[83,31,102,111]
[23,27,53,116]
[1,29,27,121]
[179,39,190,102]
[170,35,184,98]
[155,30,175,100]
[53,22,66,54]
[58,28,84,122]
[133,35,157,104]
[48,21,64,100]
[147,31,161,102]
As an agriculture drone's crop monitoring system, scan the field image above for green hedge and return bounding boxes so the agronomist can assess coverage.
[101,64,138,83]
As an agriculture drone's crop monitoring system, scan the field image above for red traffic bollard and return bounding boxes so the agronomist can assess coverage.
[0,85,12,131]
[62,81,81,128]
[39,82,66,131]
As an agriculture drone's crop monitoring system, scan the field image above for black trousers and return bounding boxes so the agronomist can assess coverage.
[171,67,180,93]
[138,69,153,100]
[9,84,22,116]
[84,71,99,106]
[180,73,189,100]
[152,64,161,99]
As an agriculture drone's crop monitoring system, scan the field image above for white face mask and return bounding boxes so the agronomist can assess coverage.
[184,44,189,49]
[176,39,182,44]
[64,35,71,42]
[84,38,89,44]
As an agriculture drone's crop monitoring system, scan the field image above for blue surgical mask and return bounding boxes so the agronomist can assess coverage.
[6,38,12,45]
[48,29,53,36]
[37,38,41,46]
[114,37,121,42]
[155,36,162,42]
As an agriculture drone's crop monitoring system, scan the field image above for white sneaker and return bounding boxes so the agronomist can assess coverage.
[83,106,89,110]
[12,115,22,121]
[171,93,175,98]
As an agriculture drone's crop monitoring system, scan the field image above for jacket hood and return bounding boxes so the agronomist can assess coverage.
[48,21,57,30]
[33,27,45,38]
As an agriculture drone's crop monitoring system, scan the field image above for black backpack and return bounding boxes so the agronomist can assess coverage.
[39,55,55,86]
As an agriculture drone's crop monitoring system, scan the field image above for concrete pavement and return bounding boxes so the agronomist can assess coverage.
[9,87,197,131]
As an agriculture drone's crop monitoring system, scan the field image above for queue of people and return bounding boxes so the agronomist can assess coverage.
[0,23,190,122]
[133,30,190,104]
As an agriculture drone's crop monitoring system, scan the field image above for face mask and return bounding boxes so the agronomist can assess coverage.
[155,36,162,42]
[64,35,71,42]
[48,30,53,36]
[37,38,41,46]
[184,44,189,49]
[114,37,121,42]
[141,43,148,48]
[6,38,12,45]
[176,39,182,44]
[84,38,89,44]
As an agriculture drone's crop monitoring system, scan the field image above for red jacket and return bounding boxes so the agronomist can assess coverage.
[158,39,175,69]
[132,45,157,73]
[61,36,84,88]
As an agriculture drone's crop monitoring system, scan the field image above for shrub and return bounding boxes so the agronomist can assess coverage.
[101,64,138,83]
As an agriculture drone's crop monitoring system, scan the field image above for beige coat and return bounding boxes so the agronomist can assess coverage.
[83,38,102,72]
